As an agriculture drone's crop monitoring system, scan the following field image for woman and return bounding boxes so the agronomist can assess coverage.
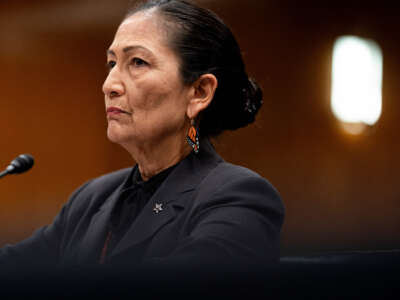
[0,0,284,272]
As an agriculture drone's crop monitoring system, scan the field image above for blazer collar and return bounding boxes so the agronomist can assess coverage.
[110,138,223,258]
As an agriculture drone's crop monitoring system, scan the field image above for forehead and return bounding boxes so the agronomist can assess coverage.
[110,11,169,52]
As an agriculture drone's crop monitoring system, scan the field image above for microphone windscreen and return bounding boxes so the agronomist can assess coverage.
[9,154,34,174]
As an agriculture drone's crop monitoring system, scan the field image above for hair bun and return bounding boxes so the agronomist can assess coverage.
[242,78,263,123]
[221,77,263,131]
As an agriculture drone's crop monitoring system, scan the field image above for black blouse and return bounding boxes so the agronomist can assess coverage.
[102,164,176,261]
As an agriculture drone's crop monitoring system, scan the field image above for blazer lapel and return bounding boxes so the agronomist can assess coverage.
[77,172,132,264]
[110,138,223,258]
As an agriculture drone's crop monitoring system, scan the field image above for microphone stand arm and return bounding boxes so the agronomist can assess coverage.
[0,169,9,179]
[0,166,16,179]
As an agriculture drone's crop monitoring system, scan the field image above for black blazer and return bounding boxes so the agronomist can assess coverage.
[0,139,284,272]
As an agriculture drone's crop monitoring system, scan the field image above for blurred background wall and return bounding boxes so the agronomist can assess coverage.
[0,0,399,255]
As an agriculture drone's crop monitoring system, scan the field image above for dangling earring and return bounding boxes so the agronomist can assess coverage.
[186,119,200,154]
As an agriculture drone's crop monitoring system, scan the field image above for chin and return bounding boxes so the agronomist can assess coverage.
[107,124,125,144]
[107,124,138,147]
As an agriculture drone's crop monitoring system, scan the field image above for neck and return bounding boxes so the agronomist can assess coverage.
[123,134,192,182]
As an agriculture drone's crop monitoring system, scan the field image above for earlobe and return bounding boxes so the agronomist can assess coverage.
[186,74,218,119]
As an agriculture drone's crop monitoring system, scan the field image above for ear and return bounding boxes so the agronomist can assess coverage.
[186,74,218,120]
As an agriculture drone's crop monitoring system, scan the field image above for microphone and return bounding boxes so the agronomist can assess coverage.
[0,154,34,179]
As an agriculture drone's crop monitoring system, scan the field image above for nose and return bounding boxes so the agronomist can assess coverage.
[102,67,124,99]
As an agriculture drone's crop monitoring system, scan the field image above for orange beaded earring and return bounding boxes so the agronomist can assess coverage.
[186,120,200,154]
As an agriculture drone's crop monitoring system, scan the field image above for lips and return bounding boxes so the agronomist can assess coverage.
[106,107,131,115]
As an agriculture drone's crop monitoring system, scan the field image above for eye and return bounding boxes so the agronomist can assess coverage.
[131,57,148,67]
[106,60,116,70]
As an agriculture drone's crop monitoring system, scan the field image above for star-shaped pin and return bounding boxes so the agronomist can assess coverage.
[153,203,163,214]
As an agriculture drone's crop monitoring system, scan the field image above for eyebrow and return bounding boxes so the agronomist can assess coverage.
[106,45,151,56]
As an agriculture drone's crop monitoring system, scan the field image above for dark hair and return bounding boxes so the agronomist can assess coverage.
[126,0,263,137]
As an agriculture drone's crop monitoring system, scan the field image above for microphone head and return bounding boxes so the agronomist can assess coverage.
[8,154,35,174]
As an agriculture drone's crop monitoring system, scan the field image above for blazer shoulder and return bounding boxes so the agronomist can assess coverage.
[197,161,283,214]
[85,167,132,194]
[189,161,285,248]
[65,167,132,214]
[192,161,283,215]
[215,162,266,178]
[204,162,280,195]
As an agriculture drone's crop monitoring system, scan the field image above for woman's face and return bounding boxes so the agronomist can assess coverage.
[103,11,190,149]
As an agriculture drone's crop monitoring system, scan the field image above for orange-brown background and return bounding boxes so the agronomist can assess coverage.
[0,0,399,255]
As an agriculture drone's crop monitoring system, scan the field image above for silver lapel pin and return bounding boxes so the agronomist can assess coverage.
[153,203,163,214]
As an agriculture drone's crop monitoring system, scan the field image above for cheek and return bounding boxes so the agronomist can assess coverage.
[129,77,183,114]
[124,69,188,136]
[126,78,162,111]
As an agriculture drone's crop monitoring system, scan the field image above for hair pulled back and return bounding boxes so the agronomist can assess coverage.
[127,0,263,137]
